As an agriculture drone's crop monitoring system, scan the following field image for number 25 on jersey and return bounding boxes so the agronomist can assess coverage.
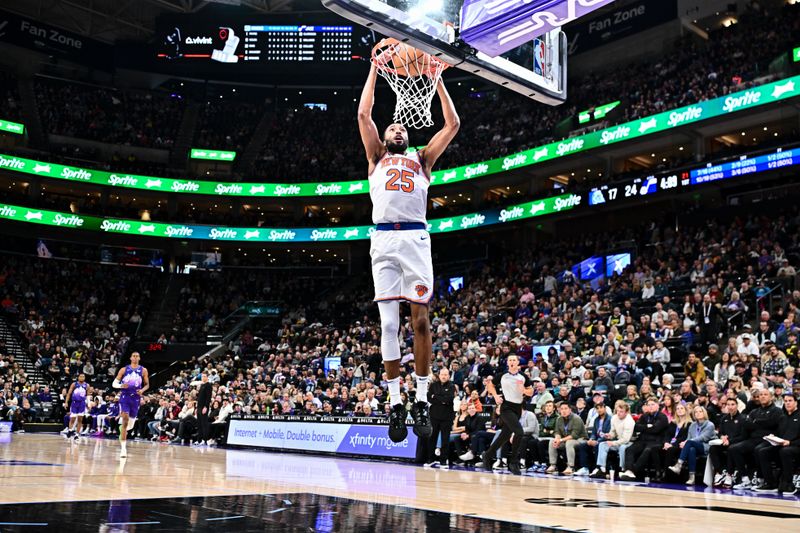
[385,169,415,193]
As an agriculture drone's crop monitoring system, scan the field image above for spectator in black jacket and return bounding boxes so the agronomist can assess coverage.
[194,373,213,445]
[568,376,586,405]
[730,389,784,489]
[710,397,746,487]
[753,393,800,494]
[619,397,669,481]
[426,368,456,468]
[453,403,482,458]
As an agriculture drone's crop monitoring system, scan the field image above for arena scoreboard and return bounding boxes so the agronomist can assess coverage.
[156,18,369,64]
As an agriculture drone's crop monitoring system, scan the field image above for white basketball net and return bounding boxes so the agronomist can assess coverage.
[372,40,447,130]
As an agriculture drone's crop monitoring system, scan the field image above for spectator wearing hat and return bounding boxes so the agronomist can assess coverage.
[684,353,706,387]
[568,376,586,405]
[762,344,789,385]
[702,344,721,374]
[737,334,759,358]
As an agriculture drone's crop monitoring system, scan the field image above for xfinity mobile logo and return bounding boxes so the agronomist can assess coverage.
[667,106,703,127]
[53,214,84,227]
[61,168,91,180]
[100,220,131,232]
[108,174,138,186]
[502,154,527,170]
[311,229,338,240]
[460,214,486,229]
[210,228,237,239]
[165,225,193,237]
[499,206,524,222]
[186,36,213,44]
[269,229,296,241]
[274,185,301,196]
[556,138,584,156]
[599,125,630,145]
[171,181,200,193]
[723,90,761,113]
[554,195,582,211]
[464,163,489,178]
[316,184,342,195]
[0,155,25,170]
[215,184,243,195]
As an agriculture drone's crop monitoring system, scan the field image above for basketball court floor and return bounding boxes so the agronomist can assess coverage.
[0,434,797,531]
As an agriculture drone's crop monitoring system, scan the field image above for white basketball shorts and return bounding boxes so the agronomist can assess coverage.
[370,229,433,305]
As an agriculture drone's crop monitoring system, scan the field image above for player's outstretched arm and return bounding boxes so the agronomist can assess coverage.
[357,64,386,167]
[420,79,460,175]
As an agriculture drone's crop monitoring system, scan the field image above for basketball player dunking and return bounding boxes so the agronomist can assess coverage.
[358,61,459,442]
[63,372,89,442]
[113,351,149,458]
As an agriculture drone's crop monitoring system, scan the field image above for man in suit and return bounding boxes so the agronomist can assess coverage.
[195,373,213,445]
[427,367,456,468]
[619,397,669,481]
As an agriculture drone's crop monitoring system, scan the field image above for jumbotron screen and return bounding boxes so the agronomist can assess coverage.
[156,15,376,64]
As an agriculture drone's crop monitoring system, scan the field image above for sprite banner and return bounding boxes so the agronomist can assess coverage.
[190,148,236,161]
[0,76,797,197]
[0,193,581,242]
[0,119,25,135]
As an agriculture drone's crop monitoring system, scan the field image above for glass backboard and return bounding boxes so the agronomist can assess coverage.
[322,0,569,105]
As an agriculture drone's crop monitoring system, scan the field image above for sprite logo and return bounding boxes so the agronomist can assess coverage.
[554,194,582,212]
[100,220,131,232]
[311,229,338,240]
[502,154,527,171]
[0,155,25,170]
[165,226,193,237]
[315,184,342,195]
[108,174,138,186]
[722,90,761,113]
[274,185,301,196]
[599,125,631,145]
[667,106,703,127]
[499,206,524,222]
[556,138,584,156]
[0,205,16,217]
[460,214,486,229]
[464,163,489,178]
[268,229,296,241]
[210,228,237,239]
[171,181,200,193]
[215,184,243,195]
[53,214,84,227]
[61,168,91,180]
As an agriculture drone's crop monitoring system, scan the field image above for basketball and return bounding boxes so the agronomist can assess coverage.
[373,38,432,78]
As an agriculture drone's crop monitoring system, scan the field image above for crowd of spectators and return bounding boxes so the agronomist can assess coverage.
[34,77,184,149]
[0,71,22,122]
[8,1,794,185]
[0,254,159,417]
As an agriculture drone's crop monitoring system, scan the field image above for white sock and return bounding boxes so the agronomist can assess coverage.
[388,377,402,406]
[416,375,429,403]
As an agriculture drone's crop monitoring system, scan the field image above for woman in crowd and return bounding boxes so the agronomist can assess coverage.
[662,401,692,475]
[668,405,717,484]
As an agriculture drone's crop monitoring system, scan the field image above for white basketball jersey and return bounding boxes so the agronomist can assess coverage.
[369,151,429,225]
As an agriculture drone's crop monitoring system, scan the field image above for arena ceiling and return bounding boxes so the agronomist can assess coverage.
[1,0,297,43]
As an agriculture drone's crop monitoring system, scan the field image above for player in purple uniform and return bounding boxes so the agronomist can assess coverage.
[113,352,149,458]
[63,373,89,441]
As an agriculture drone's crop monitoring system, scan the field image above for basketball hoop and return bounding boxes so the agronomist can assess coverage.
[372,38,448,129]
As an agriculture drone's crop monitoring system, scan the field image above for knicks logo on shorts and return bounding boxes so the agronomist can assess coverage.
[415,284,429,298]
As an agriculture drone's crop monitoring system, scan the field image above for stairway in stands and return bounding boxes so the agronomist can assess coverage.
[169,99,201,168]
[0,316,57,403]
[139,274,188,340]
[17,77,48,149]
[234,98,274,174]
